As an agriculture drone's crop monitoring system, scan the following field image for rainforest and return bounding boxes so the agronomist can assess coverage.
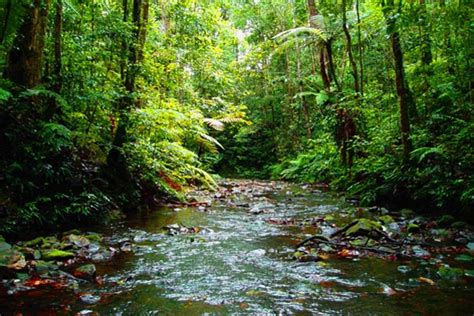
[0,0,473,314]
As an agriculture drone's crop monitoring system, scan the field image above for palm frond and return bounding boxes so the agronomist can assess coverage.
[273,26,327,42]
[198,132,224,150]
[203,118,225,131]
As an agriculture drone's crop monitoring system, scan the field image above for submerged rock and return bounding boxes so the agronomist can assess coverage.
[73,264,97,280]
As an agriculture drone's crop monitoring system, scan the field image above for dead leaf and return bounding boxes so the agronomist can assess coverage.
[418,277,435,285]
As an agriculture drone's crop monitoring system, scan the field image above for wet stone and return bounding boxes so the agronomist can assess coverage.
[73,264,96,280]
[79,294,101,304]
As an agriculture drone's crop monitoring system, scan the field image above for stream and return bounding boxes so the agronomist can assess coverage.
[1,179,474,315]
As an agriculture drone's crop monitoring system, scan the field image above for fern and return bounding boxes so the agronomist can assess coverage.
[273,26,327,42]
[0,87,11,101]
[410,146,447,163]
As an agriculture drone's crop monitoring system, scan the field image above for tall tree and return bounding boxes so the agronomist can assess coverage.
[382,0,414,161]
[342,0,360,95]
[5,0,49,88]
[52,0,63,94]
[108,0,149,173]
[307,0,330,90]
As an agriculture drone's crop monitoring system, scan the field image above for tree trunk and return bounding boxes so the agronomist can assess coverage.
[52,0,63,94]
[319,47,331,90]
[5,0,49,88]
[383,0,413,161]
[342,0,360,95]
[108,0,149,169]
[307,0,330,91]
[120,0,129,82]
[419,0,432,66]
[294,1,312,139]
[0,0,12,44]
[325,40,340,91]
[356,0,364,95]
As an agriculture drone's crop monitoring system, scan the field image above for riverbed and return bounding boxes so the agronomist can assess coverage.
[1,179,473,314]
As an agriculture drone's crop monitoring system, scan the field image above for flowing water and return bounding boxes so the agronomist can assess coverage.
[3,180,474,315]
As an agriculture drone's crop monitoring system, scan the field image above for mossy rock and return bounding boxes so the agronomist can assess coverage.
[0,241,12,252]
[407,223,420,233]
[437,264,464,280]
[345,219,382,237]
[0,249,26,273]
[73,264,96,280]
[438,215,455,227]
[65,234,90,248]
[41,249,75,261]
[62,229,81,236]
[451,221,467,229]
[379,215,395,224]
[40,236,60,249]
[23,237,45,247]
[84,233,102,243]
[400,209,414,218]
[34,260,59,274]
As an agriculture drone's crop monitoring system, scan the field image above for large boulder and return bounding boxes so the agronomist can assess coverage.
[0,246,26,278]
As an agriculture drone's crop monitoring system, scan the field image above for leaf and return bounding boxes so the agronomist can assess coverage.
[418,277,435,286]
[410,146,447,163]
[63,0,80,16]
[203,118,225,131]
[273,27,327,42]
[198,132,224,150]
[316,92,329,105]
[437,265,464,279]
[0,88,12,101]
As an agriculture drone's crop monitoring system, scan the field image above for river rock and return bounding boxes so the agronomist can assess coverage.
[40,236,61,249]
[65,234,90,248]
[437,215,455,227]
[73,264,96,280]
[19,247,36,260]
[23,237,45,248]
[0,248,26,278]
[77,310,98,316]
[467,242,474,251]
[249,202,274,215]
[33,260,59,274]
[41,249,75,261]
[84,233,102,243]
[397,265,411,274]
[79,294,101,304]
[0,240,12,252]
[248,249,266,257]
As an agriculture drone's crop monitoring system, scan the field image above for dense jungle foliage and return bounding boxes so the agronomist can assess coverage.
[0,0,472,235]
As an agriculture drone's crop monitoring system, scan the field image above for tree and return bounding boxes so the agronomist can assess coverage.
[108,0,149,175]
[382,0,414,161]
[5,0,49,88]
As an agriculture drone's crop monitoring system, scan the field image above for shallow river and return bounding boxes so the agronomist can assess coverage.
[3,180,474,314]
